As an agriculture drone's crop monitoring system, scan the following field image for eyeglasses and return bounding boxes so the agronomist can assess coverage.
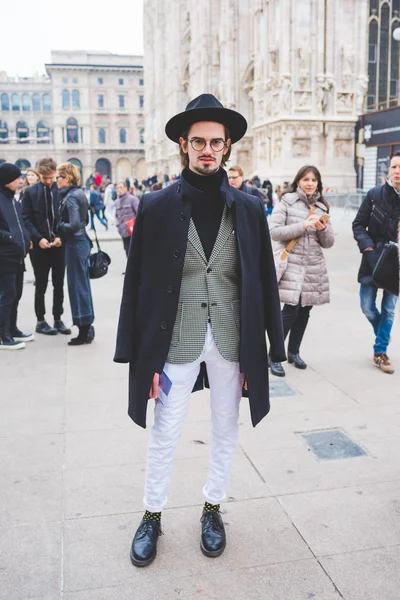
[228,175,240,180]
[187,137,227,152]
[55,175,65,179]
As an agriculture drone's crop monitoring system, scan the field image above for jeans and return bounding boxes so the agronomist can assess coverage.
[65,234,94,327]
[30,246,65,321]
[90,210,107,229]
[10,262,24,333]
[282,299,313,354]
[122,236,131,257]
[360,284,398,354]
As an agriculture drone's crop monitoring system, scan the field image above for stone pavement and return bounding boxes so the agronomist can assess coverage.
[1,207,399,600]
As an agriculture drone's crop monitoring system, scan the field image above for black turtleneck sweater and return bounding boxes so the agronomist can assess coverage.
[182,168,225,261]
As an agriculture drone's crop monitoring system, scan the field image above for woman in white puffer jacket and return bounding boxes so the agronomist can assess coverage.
[269,165,335,377]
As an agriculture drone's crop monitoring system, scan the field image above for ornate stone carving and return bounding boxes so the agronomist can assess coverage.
[355,76,369,113]
[297,46,311,88]
[315,74,335,114]
[295,91,312,108]
[292,138,311,158]
[273,138,282,160]
[280,73,292,113]
[336,92,354,111]
[334,139,352,158]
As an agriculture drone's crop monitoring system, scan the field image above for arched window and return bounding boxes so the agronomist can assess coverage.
[22,94,30,112]
[43,93,51,113]
[72,90,80,108]
[62,90,70,109]
[99,128,106,144]
[12,94,20,111]
[1,94,9,111]
[140,128,145,144]
[16,120,30,143]
[37,120,50,144]
[32,94,41,112]
[66,117,79,143]
[95,158,111,178]
[0,120,9,143]
[119,128,126,144]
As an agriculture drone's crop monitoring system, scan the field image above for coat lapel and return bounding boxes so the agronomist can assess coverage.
[208,205,233,266]
[188,218,207,264]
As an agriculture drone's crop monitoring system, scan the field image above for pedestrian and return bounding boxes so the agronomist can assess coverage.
[262,179,274,215]
[21,157,71,336]
[104,178,116,225]
[352,151,400,374]
[19,168,40,202]
[89,184,108,230]
[114,93,285,567]
[56,162,95,346]
[228,165,265,203]
[269,165,334,377]
[150,182,162,191]
[0,163,32,350]
[115,182,139,257]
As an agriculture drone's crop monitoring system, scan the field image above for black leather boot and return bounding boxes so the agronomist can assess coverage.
[269,356,285,377]
[68,325,93,346]
[288,352,307,369]
[130,519,162,567]
[200,510,226,557]
[54,320,72,335]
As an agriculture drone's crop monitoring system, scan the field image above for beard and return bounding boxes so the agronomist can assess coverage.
[191,160,219,176]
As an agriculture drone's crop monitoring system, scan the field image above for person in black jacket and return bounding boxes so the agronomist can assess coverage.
[56,162,95,346]
[352,151,400,374]
[0,163,32,350]
[228,165,266,205]
[114,94,285,567]
[21,157,71,336]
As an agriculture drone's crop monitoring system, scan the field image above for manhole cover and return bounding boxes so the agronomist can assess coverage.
[269,380,296,397]
[299,428,367,460]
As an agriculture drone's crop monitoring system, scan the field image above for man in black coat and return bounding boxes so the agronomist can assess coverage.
[21,157,71,336]
[114,94,286,567]
[352,151,400,374]
[0,163,32,350]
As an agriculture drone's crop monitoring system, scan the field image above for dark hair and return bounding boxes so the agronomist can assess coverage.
[150,182,163,191]
[391,151,400,160]
[179,124,232,169]
[289,165,329,211]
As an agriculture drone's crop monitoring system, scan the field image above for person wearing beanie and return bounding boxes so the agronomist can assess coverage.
[0,163,33,350]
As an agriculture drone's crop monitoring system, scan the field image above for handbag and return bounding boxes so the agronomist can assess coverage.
[275,206,317,282]
[372,237,399,296]
[126,217,135,236]
[89,221,111,279]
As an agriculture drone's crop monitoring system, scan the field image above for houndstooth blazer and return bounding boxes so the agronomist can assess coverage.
[166,204,240,364]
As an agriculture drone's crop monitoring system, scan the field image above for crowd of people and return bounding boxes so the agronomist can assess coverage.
[1,91,400,569]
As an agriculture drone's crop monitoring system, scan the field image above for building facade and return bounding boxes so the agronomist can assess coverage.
[144,0,370,190]
[0,51,146,184]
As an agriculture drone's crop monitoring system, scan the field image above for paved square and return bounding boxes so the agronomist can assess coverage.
[300,428,367,460]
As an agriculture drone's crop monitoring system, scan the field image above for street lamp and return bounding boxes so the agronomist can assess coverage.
[393,27,400,42]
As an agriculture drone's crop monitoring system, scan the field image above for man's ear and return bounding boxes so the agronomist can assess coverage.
[179,137,188,154]
[223,139,231,155]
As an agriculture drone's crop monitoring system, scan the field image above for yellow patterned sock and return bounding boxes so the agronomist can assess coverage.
[143,510,161,522]
[204,502,220,513]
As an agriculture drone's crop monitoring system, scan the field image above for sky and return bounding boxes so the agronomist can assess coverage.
[1,0,144,77]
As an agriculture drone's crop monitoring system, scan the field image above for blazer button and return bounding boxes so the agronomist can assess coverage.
[207,267,212,273]
[180,212,185,221]
[166,285,172,293]
[174,250,180,258]
[201,302,207,308]
[160,321,167,330]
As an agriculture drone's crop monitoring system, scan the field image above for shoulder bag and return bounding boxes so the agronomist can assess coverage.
[275,206,317,282]
[372,222,400,296]
[89,220,111,279]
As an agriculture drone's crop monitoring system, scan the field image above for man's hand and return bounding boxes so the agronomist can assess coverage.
[39,238,51,249]
[363,247,374,252]
[51,237,62,248]
[149,373,160,399]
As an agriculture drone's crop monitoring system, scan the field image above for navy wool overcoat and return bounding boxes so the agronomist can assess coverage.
[114,172,286,428]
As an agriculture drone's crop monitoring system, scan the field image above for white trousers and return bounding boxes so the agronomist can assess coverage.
[143,324,242,512]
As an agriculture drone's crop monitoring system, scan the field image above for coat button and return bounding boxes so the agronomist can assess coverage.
[160,321,167,330]
[206,267,212,273]
[174,250,180,258]
[201,302,207,308]
[166,285,172,293]
[180,212,185,221]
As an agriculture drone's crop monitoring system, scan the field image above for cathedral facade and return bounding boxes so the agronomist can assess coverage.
[143,0,369,190]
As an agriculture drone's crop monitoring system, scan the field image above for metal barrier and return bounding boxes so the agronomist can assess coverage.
[324,190,366,214]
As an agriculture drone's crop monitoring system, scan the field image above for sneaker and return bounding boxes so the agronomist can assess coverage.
[10,329,34,342]
[0,334,25,350]
[54,320,72,335]
[36,321,57,336]
[373,353,395,374]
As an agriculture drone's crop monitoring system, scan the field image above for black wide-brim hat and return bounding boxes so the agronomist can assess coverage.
[165,93,247,144]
